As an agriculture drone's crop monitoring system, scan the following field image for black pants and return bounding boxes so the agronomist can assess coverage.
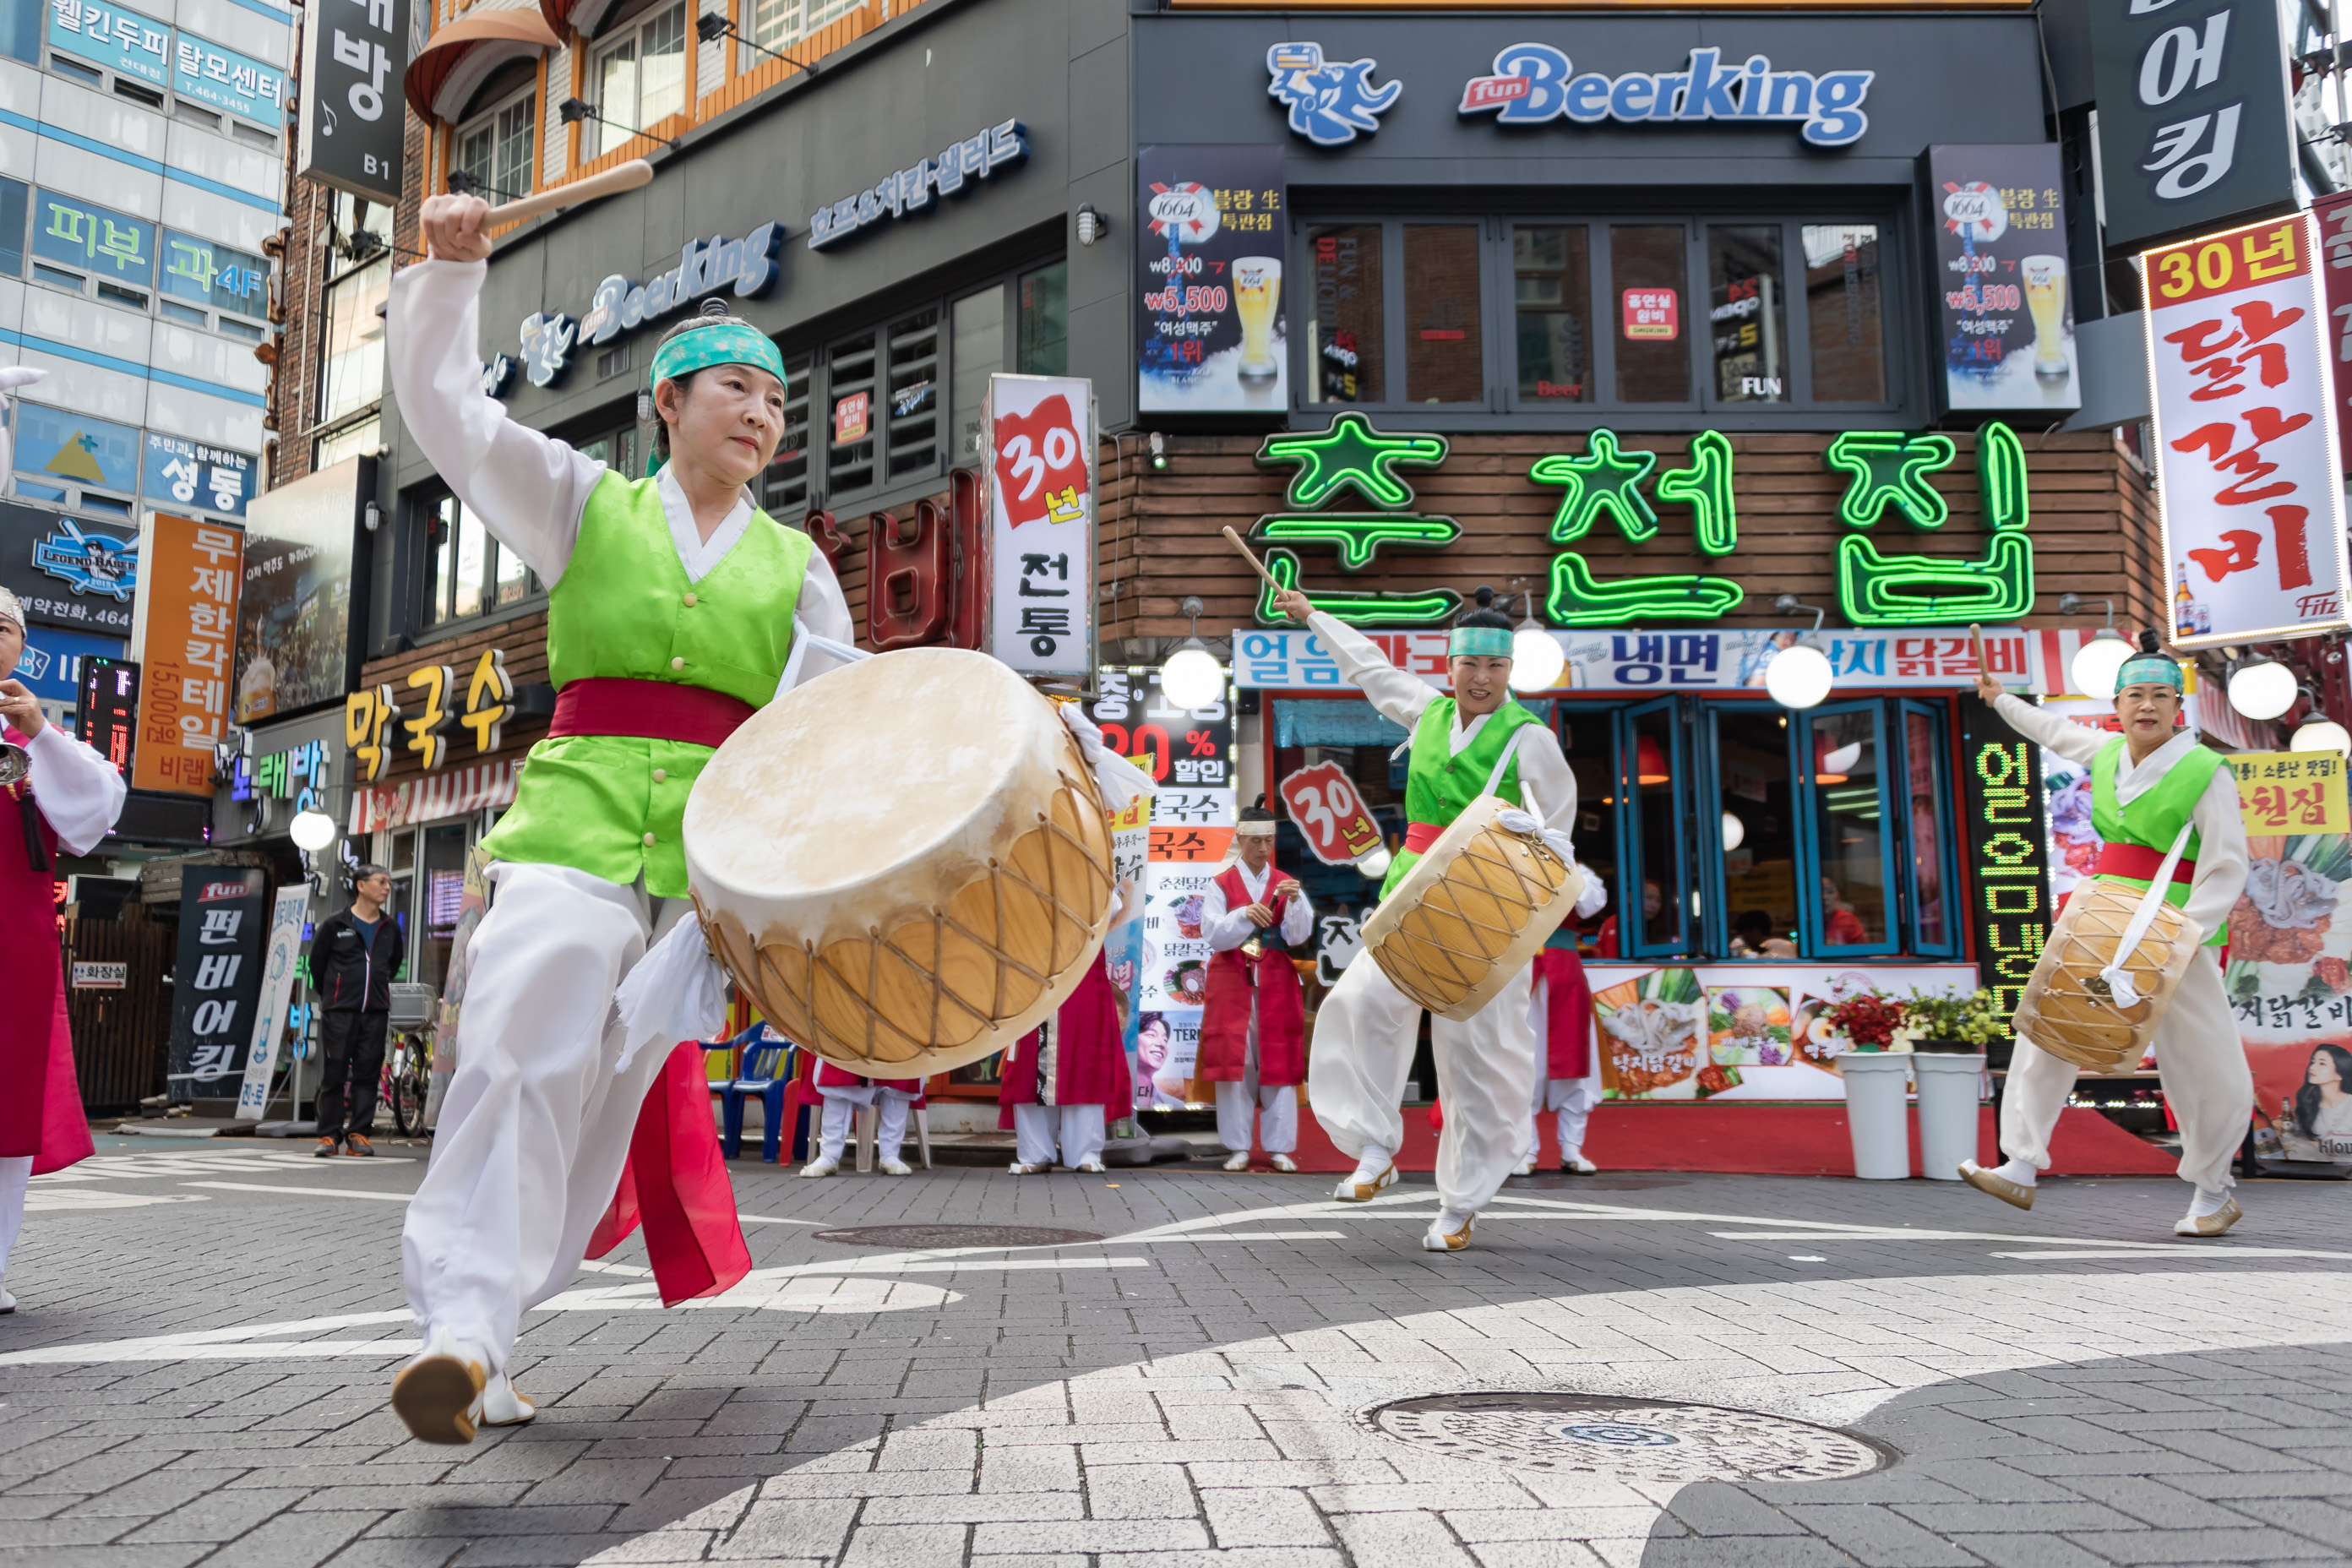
[316,1010,389,1139]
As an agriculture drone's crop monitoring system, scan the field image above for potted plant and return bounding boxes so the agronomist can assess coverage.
[1822,992,1906,1052]
[1900,988,1997,1180]
[1821,991,1911,1179]
[1898,988,2001,1054]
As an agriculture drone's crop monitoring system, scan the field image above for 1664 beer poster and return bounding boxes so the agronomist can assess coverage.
[981,373,1095,686]
[1137,144,1288,412]
[2143,213,2351,648]
[1929,144,2080,411]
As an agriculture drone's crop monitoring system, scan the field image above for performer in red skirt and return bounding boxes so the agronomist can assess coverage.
[803,1061,923,1178]
[1521,943,1604,1176]
[0,585,126,1312]
[1199,803,1312,1172]
[999,888,1135,1173]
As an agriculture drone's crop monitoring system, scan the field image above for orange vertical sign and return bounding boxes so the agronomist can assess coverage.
[133,513,242,796]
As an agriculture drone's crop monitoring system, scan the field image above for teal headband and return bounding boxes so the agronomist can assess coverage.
[650,321,786,392]
[2115,654,2184,695]
[1451,625,1515,659]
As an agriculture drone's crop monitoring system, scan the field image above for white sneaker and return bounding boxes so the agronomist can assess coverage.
[878,1157,914,1177]
[1270,1154,1297,1173]
[1008,1161,1050,1174]
[476,1374,536,1428]
[1334,1155,1397,1203]
[1222,1151,1250,1172]
[1560,1152,1598,1174]
[2176,1190,2244,1237]
[391,1328,490,1446]
[799,1155,841,1179]
[1422,1211,1476,1252]
[0,1287,14,1315]
[1511,1158,1535,1177]
[1958,1158,2034,1211]
[1073,1157,1107,1173]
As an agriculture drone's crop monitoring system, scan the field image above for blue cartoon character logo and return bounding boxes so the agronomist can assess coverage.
[518,312,577,389]
[1267,41,1402,148]
[31,517,136,601]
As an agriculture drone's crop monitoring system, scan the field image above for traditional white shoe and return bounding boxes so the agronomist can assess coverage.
[1421,1211,1476,1252]
[1073,1157,1108,1173]
[1334,1160,1398,1202]
[391,1328,490,1446]
[1270,1154,1298,1173]
[476,1374,536,1428]
[1008,1161,1050,1174]
[799,1155,841,1179]
[1958,1159,2034,1211]
[1511,1158,1534,1177]
[1560,1153,1598,1175]
[2175,1196,2243,1237]
[1222,1151,1251,1172]
[878,1158,914,1177]
[0,1287,15,1315]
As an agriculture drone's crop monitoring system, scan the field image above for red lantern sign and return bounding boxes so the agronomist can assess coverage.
[1278,760,1383,865]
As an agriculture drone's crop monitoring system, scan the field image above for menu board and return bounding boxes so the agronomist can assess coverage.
[1929,144,2079,412]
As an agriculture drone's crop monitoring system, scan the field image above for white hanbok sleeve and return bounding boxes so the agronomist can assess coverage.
[1279,882,1315,946]
[2182,765,2250,941]
[1306,612,1435,730]
[1203,878,1254,951]
[775,551,859,698]
[1513,724,1580,838]
[1992,692,2108,767]
[25,724,125,855]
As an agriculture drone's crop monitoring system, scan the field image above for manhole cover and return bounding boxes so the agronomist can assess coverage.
[811,1224,1103,1248]
[1503,1176,1690,1191]
[1369,1393,1889,1483]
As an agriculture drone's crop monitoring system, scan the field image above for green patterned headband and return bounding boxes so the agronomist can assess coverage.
[1451,625,1515,659]
[650,321,786,391]
[2115,654,2184,695]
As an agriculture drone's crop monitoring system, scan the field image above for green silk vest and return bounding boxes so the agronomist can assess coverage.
[481,470,811,898]
[2089,735,2227,945]
[1380,696,1547,901]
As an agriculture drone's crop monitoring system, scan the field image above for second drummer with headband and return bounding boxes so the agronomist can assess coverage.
[381,193,859,1442]
[1964,650,2251,1236]
[1271,587,1582,1252]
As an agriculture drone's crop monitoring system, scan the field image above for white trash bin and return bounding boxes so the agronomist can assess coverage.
[1839,1052,1914,1180]
[1911,1050,1988,1180]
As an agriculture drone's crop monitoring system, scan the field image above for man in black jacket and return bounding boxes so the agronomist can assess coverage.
[308,866,401,1157]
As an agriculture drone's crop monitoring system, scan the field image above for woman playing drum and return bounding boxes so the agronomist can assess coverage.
[1270,589,1582,1253]
[384,193,858,1443]
[1961,652,2251,1236]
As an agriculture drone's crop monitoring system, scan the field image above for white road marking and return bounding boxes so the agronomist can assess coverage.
[738,1215,819,1224]
[24,1190,211,1212]
[1990,1246,2352,1260]
[181,1182,411,1202]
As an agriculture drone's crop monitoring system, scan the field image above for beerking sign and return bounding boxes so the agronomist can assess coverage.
[2142,213,2350,649]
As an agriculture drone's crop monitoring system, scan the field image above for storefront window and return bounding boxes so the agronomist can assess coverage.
[1900,701,1959,956]
[1402,224,1482,404]
[1018,260,1067,375]
[1514,226,1591,404]
[1621,699,1688,956]
[592,1,687,155]
[1709,707,1799,956]
[1801,704,1892,952]
[416,823,469,992]
[457,90,536,202]
[419,494,540,628]
[1802,224,1886,403]
[318,255,389,428]
[1305,223,1384,405]
[826,309,939,496]
[951,286,1004,466]
[1707,226,1788,405]
[1612,224,1689,405]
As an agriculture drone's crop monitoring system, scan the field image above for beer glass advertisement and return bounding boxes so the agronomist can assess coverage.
[1929,144,2080,412]
[1137,144,1288,413]
[235,455,365,721]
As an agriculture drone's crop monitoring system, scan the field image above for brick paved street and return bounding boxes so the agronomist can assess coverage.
[3,1138,2350,1567]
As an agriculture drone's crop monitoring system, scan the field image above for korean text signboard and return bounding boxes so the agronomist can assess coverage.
[172,32,289,128]
[1930,144,2079,412]
[133,513,242,795]
[2227,751,2350,837]
[2143,214,2350,648]
[2089,0,2295,253]
[981,373,1095,686]
[166,868,267,1102]
[0,499,136,634]
[1957,694,2050,1053]
[233,885,310,1119]
[1138,144,1288,413]
[161,231,271,321]
[296,0,409,205]
[33,191,154,286]
[2313,191,2352,476]
[143,434,253,520]
[46,0,168,86]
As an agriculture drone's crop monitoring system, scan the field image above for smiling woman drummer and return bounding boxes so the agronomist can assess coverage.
[382,193,858,1446]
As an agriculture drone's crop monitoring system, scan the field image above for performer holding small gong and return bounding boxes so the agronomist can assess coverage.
[1271,589,1580,1252]
[0,585,124,1315]
[1200,801,1314,1172]
[1962,653,2251,1235]
[384,193,858,1443]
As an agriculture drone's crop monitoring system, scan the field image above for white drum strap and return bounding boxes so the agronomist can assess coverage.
[2097,820,2196,1009]
[1482,725,1530,800]
[776,617,874,694]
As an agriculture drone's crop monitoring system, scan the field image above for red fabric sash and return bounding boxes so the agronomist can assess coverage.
[550,677,756,749]
[1404,821,1445,855]
[1196,863,1307,1086]
[1535,947,1594,1080]
[585,1042,752,1306]
[2095,842,2197,885]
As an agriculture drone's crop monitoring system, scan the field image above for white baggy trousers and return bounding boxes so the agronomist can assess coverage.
[1307,955,1538,1215]
[2003,948,2251,1194]
[402,863,685,1369]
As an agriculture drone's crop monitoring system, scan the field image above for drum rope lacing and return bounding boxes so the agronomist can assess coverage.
[1380,828,1571,1008]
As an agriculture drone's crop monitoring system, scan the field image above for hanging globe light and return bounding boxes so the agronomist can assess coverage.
[1720,812,1745,852]
[1509,604,1565,693]
[2226,657,2297,721]
[1764,644,1834,710]
[2292,716,2352,759]
[2070,629,2134,699]
[1157,594,1227,710]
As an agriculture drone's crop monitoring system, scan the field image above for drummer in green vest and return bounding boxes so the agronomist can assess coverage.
[1963,648,2251,1236]
[380,193,858,1444]
[1271,587,1586,1254]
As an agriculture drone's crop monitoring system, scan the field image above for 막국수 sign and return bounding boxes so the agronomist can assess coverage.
[2143,212,2351,648]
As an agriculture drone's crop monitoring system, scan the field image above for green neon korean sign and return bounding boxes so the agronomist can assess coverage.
[1247,416,2033,629]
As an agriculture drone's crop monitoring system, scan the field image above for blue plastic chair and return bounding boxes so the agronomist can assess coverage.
[717,1025,796,1163]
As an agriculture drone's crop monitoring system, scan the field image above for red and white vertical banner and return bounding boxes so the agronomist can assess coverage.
[2142,213,2351,649]
[2313,191,2352,476]
[133,512,242,795]
[981,373,1096,687]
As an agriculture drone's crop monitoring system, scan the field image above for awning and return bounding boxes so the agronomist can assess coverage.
[403,7,562,122]
[347,759,522,836]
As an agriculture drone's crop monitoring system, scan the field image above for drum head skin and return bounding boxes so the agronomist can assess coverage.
[686,647,1114,1075]
[1360,794,1583,1022]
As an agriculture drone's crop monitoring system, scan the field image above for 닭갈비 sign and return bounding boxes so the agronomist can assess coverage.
[2144,213,2352,650]
[2228,751,2350,837]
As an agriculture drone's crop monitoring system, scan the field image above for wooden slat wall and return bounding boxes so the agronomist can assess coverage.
[1102,429,2164,644]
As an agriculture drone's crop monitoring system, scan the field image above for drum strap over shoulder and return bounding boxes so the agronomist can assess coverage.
[2097,819,2197,1009]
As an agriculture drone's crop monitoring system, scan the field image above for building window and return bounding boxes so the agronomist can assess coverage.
[418,493,541,629]
[456,89,536,201]
[0,177,24,276]
[591,1,687,157]
[825,308,938,495]
[1514,226,1591,405]
[1802,224,1886,404]
[318,254,389,428]
[1017,260,1066,375]
[950,286,1003,465]
[316,416,378,470]
[1305,223,1384,405]
[760,352,814,517]
[743,0,858,57]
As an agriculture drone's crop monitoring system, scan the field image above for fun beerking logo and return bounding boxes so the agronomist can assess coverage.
[1458,44,1875,147]
[1266,41,1402,147]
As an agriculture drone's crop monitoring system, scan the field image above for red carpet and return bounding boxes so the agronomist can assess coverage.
[1263,1102,2177,1179]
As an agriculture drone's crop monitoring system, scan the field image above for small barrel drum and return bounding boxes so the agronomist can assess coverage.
[2011,878,2201,1074]
[1358,794,1586,1022]
[683,647,1116,1077]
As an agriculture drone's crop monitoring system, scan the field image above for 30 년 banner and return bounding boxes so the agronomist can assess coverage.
[981,373,1095,687]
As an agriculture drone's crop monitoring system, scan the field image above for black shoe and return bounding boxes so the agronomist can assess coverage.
[314,1135,342,1157]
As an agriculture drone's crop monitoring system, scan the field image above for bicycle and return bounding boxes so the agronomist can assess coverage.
[381,1029,433,1136]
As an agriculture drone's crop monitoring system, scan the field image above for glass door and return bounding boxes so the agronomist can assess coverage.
[1897,699,1962,957]
[1615,696,1689,957]
[1702,702,1801,959]
[1794,701,1898,957]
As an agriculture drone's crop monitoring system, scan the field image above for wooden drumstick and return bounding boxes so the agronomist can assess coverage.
[1222,526,1287,592]
[483,160,655,237]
